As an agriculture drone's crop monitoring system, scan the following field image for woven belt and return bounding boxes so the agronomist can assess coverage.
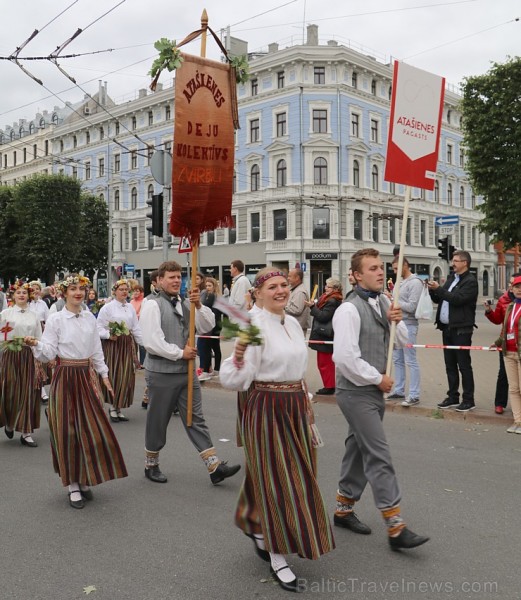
[252,381,303,392]
[58,358,90,367]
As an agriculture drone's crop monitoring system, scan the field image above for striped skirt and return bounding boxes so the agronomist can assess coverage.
[0,346,40,434]
[48,358,128,487]
[235,381,335,560]
[101,335,137,409]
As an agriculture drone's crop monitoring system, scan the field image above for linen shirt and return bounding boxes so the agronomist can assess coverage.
[29,298,50,323]
[220,309,308,391]
[32,308,108,377]
[1,306,42,339]
[229,274,251,312]
[96,300,143,345]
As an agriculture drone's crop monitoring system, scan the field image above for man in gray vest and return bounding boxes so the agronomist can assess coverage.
[332,248,429,550]
[139,260,240,485]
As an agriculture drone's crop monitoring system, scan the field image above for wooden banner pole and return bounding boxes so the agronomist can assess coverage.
[187,9,208,427]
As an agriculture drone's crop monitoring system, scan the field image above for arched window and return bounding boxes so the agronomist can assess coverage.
[276,159,287,187]
[19,126,25,137]
[314,157,327,185]
[353,160,360,188]
[114,189,120,211]
[29,123,35,134]
[131,187,138,210]
[434,181,439,203]
[39,118,45,128]
[459,186,465,205]
[371,165,379,191]
[10,130,15,140]
[147,184,154,201]
[52,113,59,125]
[447,183,453,205]
[251,164,260,191]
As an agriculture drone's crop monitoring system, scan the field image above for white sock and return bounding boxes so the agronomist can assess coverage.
[41,388,48,399]
[253,533,266,551]
[80,484,90,492]
[270,553,296,583]
[22,434,35,443]
[68,484,81,502]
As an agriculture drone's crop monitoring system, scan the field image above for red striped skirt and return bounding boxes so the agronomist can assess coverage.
[48,358,128,487]
[0,345,40,433]
[235,381,335,559]
[101,335,137,409]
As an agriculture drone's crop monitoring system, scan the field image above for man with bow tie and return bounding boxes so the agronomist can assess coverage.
[139,260,240,485]
[331,248,429,550]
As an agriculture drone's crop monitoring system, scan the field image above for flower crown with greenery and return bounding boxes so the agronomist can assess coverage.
[9,279,34,298]
[58,275,91,292]
[112,278,129,293]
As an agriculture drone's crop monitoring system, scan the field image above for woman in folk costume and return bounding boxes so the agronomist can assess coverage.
[220,268,335,593]
[96,279,143,423]
[25,275,127,509]
[29,279,51,404]
[0,280,42,447]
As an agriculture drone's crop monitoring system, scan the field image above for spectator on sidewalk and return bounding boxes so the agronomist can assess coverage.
[386,257,424,407]
[229,260,251,313]
[285,268,310,335]
[428,251,478,412]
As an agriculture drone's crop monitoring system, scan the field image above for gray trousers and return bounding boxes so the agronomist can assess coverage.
[336,386,401,510]
[145,370,213,455]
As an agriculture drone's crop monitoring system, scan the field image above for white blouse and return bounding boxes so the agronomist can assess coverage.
[220,309,308,392]
[32,308,108,377]
[1,306,42,339]
[29,298,50,323]
[96,300,143,345]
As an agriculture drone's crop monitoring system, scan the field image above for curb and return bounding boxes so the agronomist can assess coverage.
[200,378,508,428]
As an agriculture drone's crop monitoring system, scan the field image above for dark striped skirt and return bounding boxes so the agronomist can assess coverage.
[101,334,137,409]
[0,346,40,434]
[48,358,128,487]
[235,381,335,560]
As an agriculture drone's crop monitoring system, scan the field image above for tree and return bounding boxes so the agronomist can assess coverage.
[0,187,20,283]
[460,57,521,249]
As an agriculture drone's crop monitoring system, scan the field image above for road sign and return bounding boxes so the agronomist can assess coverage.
[150,150,172,185]
[178,237,192,254]
[434,215,459,227]
[439,226,455,236]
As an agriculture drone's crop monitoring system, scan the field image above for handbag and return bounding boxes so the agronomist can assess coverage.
[415,284,434,321]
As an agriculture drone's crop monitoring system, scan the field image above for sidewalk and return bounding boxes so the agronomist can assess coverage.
[201,312,512,428]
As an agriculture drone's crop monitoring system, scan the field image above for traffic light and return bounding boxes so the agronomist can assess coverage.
[448,245,456,261]
[146,193,163,237]
[437,237,449,261]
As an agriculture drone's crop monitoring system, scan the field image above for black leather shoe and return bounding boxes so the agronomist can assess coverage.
[245,533,270,562]
[4,427,14,440]
[334,512,372,534]
[210,461,241,485]
[68,492,85,510]
[117,412,129,422]
[389,527,429,550]
[141,400,148,409]
[109,410,119,423]
[20,435,38,447]
[437,398,459,409]
[144,466,168,483]
[270,567,303,593]
[315,388,335,396]
[81,488,94,501]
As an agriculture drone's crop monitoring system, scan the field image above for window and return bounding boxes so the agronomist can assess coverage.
[313,208,330,239]
[459,148,465,167]
[371,79,377,95]
[447,144,453,164]
[447,183,453,205]
[131,150,137,169]
[85,162,91,180]
[98,157,105,177]
[352,72,358,88]
[13,151,17,166]
[23,148,27,163]
[86,131,90,144]
[148,184,154,202]
[372,165,379,191]
[434,181,439,203]
[114,154,120,173]
[148,111,153,126]
[233,170,236,193]
[406,218,411,245]
[420,188,426,200]
[389,217,396,244]
[147,145,153,166]
[389,182,396,195]
[114,189,120,211]
[314,66,325,84]
[314,157,327,184]
[276,113,286,137]
[45,140,49,156]
[277,71,285,89]
[354,209,363,241]
[276,159,287,187]
[420,220,426,246]
[460,225,465,248]
[312,109,327,133]
[148,230,154,250]
[472,226,477,251]
[372,216,379,242]
[164,141,172,154]
[207,230,215,245]
[73,135,77,148]
[60,140,64,153]
[471,193,476,209]
[165,105,171,120]
[131,187,138,210]
[351,113,359,137]
[273,209,287,240]
[251,212,260,242]
[115,122,120,135]
[388,85,392,101]
[353,160,360,188]
[229,215,236,244]
[250,118,260,143]
[3,155,6,168]
[447,110,452,124]
[99,127,104,140]
[131,116,137,130]
[131,226,138,251]
[251,79,258,96]
[33,144,37,159]
[370,119,379,143]
[29,123,34,134]
[251,164,260,191]
[459,186,465,205]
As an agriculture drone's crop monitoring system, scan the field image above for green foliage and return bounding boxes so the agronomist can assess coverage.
[230,55,250,84]
[460,57,521,249]
[149,38,184,79]
[221,318,262,345]
[1,337,24,352]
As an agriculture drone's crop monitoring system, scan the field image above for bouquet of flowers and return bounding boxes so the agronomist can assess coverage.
[108,321,130,337]
[220,318,262,346]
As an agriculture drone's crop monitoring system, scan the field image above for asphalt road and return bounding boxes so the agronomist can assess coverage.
[1,371,520,600]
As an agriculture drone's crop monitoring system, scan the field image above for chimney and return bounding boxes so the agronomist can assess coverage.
[268,42,279,53]
[306,24,318,46]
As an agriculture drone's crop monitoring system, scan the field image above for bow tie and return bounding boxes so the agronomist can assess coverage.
[171,295,179,308]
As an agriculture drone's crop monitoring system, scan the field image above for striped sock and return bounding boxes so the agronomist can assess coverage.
[381,505,406,537]
[335,490,355,516]
[200,447,219,473]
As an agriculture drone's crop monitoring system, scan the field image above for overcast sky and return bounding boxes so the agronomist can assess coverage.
[0,0,518,129]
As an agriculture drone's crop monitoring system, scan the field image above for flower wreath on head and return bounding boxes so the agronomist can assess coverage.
[112,278,129,293]
[29,279,43,290]
[9,279,35,299]
[58,275,91,293]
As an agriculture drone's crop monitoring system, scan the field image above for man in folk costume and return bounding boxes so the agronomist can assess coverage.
[332,249,429,549]
[139,260,240,484]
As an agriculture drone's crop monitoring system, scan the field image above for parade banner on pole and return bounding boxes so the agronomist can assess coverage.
[384,61,445,190]
[171,53,235,242]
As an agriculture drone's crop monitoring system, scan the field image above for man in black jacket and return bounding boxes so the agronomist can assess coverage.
[427,251,478,412]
